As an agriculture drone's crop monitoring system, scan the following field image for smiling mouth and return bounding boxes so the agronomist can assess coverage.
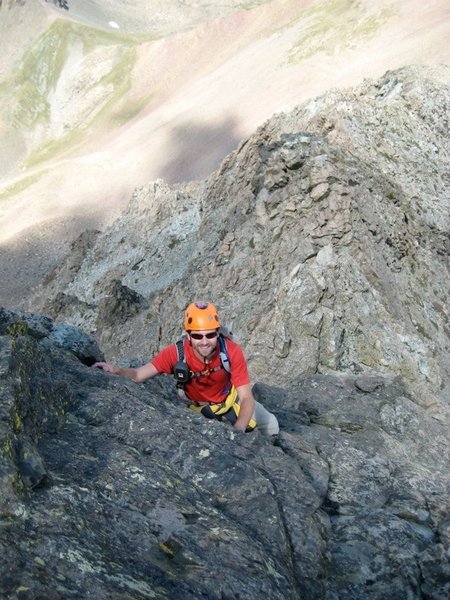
[197,345,215,357]
[199,345,213,352]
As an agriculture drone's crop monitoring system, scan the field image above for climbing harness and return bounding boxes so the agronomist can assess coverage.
[188,385,256,432]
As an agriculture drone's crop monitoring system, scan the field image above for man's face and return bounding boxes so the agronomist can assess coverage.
[188,329,219,360]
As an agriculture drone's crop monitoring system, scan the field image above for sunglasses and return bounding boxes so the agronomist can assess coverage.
[189,332,218,340]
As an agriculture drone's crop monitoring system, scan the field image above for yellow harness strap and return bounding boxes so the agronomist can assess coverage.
[188,386,256,431]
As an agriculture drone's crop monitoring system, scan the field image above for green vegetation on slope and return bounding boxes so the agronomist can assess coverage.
[0,172,44,204]
[287,0,397,63]
[0,19,142,169]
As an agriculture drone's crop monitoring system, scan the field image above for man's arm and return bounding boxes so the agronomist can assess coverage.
[92,361,159,383]
[234,383,255,432]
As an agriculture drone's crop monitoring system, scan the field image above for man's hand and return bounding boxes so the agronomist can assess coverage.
[92,361,158,383]
[92,362,118,374]
[233,420,248,432]
[92,362,118,375]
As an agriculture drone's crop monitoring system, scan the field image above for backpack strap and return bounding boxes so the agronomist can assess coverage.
[218,334,231,374]
[173,338,190,387]
[176,338,184,361]
[218,334,232,394]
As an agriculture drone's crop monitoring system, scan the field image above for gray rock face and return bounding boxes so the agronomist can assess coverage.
[12,65,449,597]
[1,312,449,599]
[0,306,103,365]
[24,65,450,408]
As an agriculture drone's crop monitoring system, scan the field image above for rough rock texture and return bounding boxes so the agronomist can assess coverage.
[0,306,103,365]
[24,65,450,407]
[1,310,449,599]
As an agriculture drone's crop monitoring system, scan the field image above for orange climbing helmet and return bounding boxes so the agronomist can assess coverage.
[183,302,221,331]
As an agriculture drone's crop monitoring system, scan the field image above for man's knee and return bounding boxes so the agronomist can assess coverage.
[254,401,279,436]
[262,412,279,436]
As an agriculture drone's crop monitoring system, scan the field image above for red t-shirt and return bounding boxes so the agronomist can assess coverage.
[151,338,250,404]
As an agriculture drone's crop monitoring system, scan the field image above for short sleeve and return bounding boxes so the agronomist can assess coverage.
[151,343,178,375]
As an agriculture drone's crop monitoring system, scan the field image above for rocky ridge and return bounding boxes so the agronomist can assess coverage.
[0,5,449,598]
[1,65,449,599]
[0,307,449,598]
[1,0,449,311]
[24,65,450,408]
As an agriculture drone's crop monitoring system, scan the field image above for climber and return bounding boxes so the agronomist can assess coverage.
[93,301,279,435]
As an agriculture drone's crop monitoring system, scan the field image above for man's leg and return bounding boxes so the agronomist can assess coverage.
[254,401,279,435]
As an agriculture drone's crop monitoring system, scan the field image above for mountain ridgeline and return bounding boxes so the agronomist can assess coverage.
[24,64,450,407]
[1,65,449,599]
